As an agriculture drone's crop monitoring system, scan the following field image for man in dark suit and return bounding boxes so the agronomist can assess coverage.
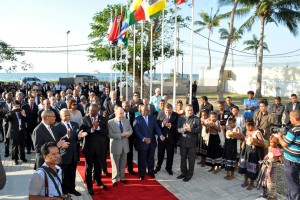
[80,104,108,195]
[32,110,69,169]
[56,109,82,196]
[4,100,28,165]
[105,91,121,119]
[142,98,156,116]
[177,104,201,182]
[133,105,164,180]
[38,99,60,124]
[122,101,136,175]
[1,93,13,157]
[155,103,179,175]
[285,94,300,129]
[22,95,38,154]
[199,96,214,117]
[101,87,110,108]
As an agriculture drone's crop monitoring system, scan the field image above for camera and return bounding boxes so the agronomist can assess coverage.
[269,123,288,135]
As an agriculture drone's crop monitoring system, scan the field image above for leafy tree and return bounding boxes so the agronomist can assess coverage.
[241,0,300,97]
[219,23,244,67]
[243,34,269,67]
[0,40,33,72]
[194,8,223,69]
[87,4,189,97]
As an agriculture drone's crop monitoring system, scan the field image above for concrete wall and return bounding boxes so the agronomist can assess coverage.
[199,66,300,97]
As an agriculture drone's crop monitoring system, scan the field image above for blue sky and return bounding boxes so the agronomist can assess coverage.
[0,0,299,74]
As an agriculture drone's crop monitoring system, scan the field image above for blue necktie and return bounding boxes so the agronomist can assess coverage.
[119,121,123,133]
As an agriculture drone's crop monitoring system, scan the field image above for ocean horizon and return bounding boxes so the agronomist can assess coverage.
[0,72,199,83]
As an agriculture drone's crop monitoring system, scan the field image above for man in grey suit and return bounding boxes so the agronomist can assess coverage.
[177,104,201,182]
[108,107,133,187]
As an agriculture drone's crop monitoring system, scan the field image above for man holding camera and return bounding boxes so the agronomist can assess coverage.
[278,109,300,200]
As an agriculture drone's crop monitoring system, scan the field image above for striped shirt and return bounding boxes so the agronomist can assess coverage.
[283,125,300,163]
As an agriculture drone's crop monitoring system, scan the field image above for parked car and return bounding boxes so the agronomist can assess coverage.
[118,79,133,88]
[74,75,98,83]
[20,77,47,85]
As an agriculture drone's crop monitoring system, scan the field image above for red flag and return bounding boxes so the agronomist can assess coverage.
[108,15,119,41]
[176,0,186,5]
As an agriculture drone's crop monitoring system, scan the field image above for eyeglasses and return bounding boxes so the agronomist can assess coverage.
[72,104,77,106]
[134,94,139,96]
[48,116,56,118]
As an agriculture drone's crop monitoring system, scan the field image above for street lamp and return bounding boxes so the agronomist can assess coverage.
[66,30,70,81]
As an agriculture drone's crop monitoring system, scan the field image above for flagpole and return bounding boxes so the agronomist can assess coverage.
[114,9,118,93]
[133,24,136,94]
[150,20,153,98]
[161,9,164,96]
[173,3,178,109]
[125,1,129,101]
[110,11,113,92]
[140,21,144,99]
[189,0,194,104]
[120,6,123,97]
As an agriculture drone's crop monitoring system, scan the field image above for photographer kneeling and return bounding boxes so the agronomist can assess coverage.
[29,142,71,200]
[278,109,300,200]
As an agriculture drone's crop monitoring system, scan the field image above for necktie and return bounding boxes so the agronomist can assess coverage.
[293,103,296,110]
[125,113,128,119]
[119,121,123,133]
[144,116,148,126]
[47,125,56,141]
[67,123,72,130]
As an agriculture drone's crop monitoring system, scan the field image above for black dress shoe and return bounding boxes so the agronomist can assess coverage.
[183,177,191,182]
[26,151,31,154]
[103,172,111,177]
[21,159,28,163]
[154,168,160,174]
[167,170,173,175]
[139,176,144,180]
[14,161,19,165]
[88,189,94,195]
[112,182,118,187]
[70,190,81,196]
[100,184,108,190]
[120,180,128,184]
[4,154,8,157]
[128,170,137,175]
[177,174,185,179]
[148,173,155,178]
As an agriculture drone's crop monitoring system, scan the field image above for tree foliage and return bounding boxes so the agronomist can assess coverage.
[0,40,33,72]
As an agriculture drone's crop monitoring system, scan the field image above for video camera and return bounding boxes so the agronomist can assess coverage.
[269,123,288,135]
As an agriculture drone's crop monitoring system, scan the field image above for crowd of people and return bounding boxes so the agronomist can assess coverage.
[0,81,299,200]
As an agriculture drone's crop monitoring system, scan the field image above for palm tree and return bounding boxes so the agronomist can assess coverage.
[219,23,244,67]
[243,34,269,67]
[241,0,300,98]
[216,0,257,100]
[194,8,223,69]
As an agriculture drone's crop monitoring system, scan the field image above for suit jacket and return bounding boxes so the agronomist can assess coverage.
[284,101,300,125]
[108,118,133,155]
[55,121,79,164]
[105,99,122,118]
[133,115,162,150]
[32,123,60,168]
[38,107,60,123]
[253,111,274,139]
[80,114,108,156]
[157,111,179,145]
[177,115,201,148]
[4,110,27,140]
[22,103,38,129]
[268,103,285,125]
[0,103,10,140]
[200,102,214,117]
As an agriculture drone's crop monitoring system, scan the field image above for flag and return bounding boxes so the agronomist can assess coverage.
[176,0,186,5]
[107,18,113,35]
[108,15,119,41]
[126,0,143,26]
[118,20,130,46]
[134,0,166,21]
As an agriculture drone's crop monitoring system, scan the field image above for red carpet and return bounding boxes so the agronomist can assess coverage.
[77,151,178,200]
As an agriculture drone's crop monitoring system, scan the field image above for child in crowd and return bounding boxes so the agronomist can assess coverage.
[257,134,283,200]
[205,112,224,174]
[198,111,209,167]
[222,117,244,180]
[239,119,265,190]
